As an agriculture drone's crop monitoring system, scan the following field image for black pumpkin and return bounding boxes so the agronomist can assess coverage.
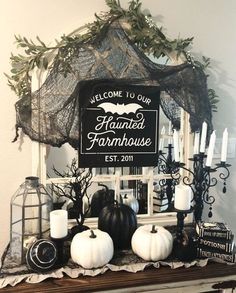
[98,200,137,249]
[26,239,58,272]
[91,183,114,217]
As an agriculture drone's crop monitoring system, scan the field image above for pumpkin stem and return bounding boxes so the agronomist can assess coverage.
[98,183,109,193]
[89,230,97,238]
[151,225,157,233]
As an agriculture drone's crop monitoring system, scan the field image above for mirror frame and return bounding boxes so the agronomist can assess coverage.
[31,53,193,228]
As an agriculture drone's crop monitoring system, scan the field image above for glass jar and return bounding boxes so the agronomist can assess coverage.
[10,176,53,264]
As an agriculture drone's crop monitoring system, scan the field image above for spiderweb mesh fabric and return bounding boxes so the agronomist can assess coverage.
[14,21,212,149]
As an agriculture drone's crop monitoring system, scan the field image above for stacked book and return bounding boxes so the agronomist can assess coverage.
[196,221,235,263]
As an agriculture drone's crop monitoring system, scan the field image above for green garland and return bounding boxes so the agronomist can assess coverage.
[5,0,218,111]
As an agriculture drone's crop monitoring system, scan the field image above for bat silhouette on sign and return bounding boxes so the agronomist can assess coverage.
[98,102,142,115]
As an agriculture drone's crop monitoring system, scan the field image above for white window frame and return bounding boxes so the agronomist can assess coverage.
[31,112,193,229]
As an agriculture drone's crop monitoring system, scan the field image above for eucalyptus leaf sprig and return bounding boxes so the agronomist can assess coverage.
[5,35,57,96]
[121,1,193,59]
[5,0,193,97]
[207,88,219,113]
[194,55,219,111]
[5,0,219,111]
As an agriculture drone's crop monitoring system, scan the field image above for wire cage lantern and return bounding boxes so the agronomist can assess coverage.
[10,176,53,264]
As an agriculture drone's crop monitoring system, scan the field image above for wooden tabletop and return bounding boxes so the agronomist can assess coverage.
[2,262,236,292]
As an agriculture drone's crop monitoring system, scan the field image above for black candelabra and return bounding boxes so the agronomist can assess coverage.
[157,127,231,260]
[157,145,231,222]
[173,207,197,261]
[171,154,231,222]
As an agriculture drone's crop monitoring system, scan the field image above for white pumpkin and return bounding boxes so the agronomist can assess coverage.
[131,224,173,261]
[70,229,114,269]
[121,193,139,214]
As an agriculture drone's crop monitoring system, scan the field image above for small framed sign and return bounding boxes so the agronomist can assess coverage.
[78,80,160,167]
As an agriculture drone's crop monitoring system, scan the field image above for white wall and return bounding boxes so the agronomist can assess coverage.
[1,0,236,256]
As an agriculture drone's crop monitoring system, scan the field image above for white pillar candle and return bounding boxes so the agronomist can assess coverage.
[205,130,216,167]
[221,128,228,162]
[193,131,200,155]
[173,129,180,162]
[174,185,192,211]
[159,126,165,151]
[200,122,207,153]
[50,210,68,239]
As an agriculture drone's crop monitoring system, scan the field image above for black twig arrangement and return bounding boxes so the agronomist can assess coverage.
[50,159,92,228]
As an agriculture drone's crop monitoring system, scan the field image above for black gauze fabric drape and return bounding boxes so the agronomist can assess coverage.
[14,21,212,148]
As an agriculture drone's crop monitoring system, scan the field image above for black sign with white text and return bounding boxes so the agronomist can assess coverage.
[78,80,160,167]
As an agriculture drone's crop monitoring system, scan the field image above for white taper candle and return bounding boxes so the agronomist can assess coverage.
[205,130,216,167]
[168,120,172,145]
[200,122,207,153]
[179,136,184,163]
[173,129,180,162]
[159,126,166,151]
[193,131,200,155]
[221,128,228,162]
